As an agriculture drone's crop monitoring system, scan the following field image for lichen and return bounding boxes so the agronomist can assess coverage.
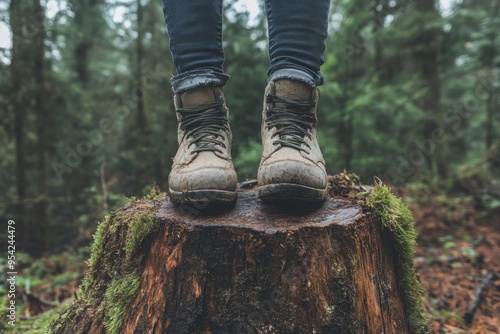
[365,180,430,334]
[103,274,141,334]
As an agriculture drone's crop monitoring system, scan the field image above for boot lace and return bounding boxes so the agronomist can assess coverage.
[176,98,229,154]
[265,94,317,152]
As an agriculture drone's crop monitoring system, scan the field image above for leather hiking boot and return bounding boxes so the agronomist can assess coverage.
[257,79,328,202]
[168,86,237,204]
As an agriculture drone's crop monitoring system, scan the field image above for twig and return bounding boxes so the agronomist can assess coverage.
[100,161,109,212]
[415,255,461,265]
[464,272,497,324]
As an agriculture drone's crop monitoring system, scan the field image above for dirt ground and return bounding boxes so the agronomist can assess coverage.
[395,186,500,334]
[9,183,500,333]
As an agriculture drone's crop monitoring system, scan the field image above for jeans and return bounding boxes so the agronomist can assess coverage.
[162,0,330,94]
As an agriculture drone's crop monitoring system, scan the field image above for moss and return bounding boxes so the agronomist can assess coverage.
[80,213,110,297]
[67,200,157,332]
[124,209,157,257]
[80,205,155,300]
[365,180,430,334]
[103,274,141,334]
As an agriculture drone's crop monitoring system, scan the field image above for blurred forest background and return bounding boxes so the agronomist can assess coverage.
[0,0,499,253]
[0,0,500,332]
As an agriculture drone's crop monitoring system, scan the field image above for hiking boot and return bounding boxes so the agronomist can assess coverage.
[168,86,237,204]
[257,79,327,201]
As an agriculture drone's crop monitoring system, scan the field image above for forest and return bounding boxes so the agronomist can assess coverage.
[0,0,499,332]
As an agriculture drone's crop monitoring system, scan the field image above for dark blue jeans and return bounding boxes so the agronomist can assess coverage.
[162,0,330,93]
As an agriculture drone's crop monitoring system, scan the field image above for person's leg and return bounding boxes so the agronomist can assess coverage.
[162,0,229,93]
[162,0,237,204]
[258,0,330,202]
[265,0,330,87]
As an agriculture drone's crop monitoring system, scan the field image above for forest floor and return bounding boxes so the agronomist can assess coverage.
[394,185,500,333]
[2,185,499,333]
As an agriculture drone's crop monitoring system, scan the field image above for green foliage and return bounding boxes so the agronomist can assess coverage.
[0,293,8,333]
[366,181,430,334]
[234,139,262,179]
[20,299,74,334]
[104,274,141,334]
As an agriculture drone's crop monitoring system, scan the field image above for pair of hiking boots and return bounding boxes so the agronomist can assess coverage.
[168,79,327,204]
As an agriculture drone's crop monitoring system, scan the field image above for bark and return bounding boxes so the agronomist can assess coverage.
[53,184,428,334]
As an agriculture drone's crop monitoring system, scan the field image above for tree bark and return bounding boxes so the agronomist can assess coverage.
[53,183,428,334]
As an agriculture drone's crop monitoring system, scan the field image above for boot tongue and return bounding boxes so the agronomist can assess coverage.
[179,85,218,108]
[274,79,313,102]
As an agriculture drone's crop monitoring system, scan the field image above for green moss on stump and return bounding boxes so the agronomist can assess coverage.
[104,274,141,334]
[365,180,430,334]
[73,199,158,334]
[81,213,110,296]
[125,210,158,258]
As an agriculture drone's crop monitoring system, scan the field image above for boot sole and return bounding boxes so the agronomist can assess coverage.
[168,188,237,204]
[259,183,328,202]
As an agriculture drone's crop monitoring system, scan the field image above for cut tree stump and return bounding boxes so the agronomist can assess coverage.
[52,178,429,334]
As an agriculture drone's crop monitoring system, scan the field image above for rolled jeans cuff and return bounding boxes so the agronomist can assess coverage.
[268,67,324,88]
[170,69,230,94]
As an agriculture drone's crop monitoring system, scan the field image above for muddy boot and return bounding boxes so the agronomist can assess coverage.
[168,86,237,204]
[257,79,328,202]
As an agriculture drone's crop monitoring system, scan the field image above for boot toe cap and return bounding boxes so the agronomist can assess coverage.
[258,158,327,189]
[169,166,237,192]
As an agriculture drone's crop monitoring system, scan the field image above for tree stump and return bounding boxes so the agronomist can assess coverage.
[52,179,429,334]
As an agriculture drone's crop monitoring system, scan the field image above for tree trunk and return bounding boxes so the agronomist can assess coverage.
[133,0,148,195]
[485,0,499,150]
[136,0,146,132]
[373,0,388,85]
[337,98,353,171]
[413,0,448,180]
[33,0,50,253]
[53,179,429,334]
[9,0,27,245]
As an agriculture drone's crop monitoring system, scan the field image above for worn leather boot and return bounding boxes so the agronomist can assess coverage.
[168,86,237,204]
[258,79,328,201]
